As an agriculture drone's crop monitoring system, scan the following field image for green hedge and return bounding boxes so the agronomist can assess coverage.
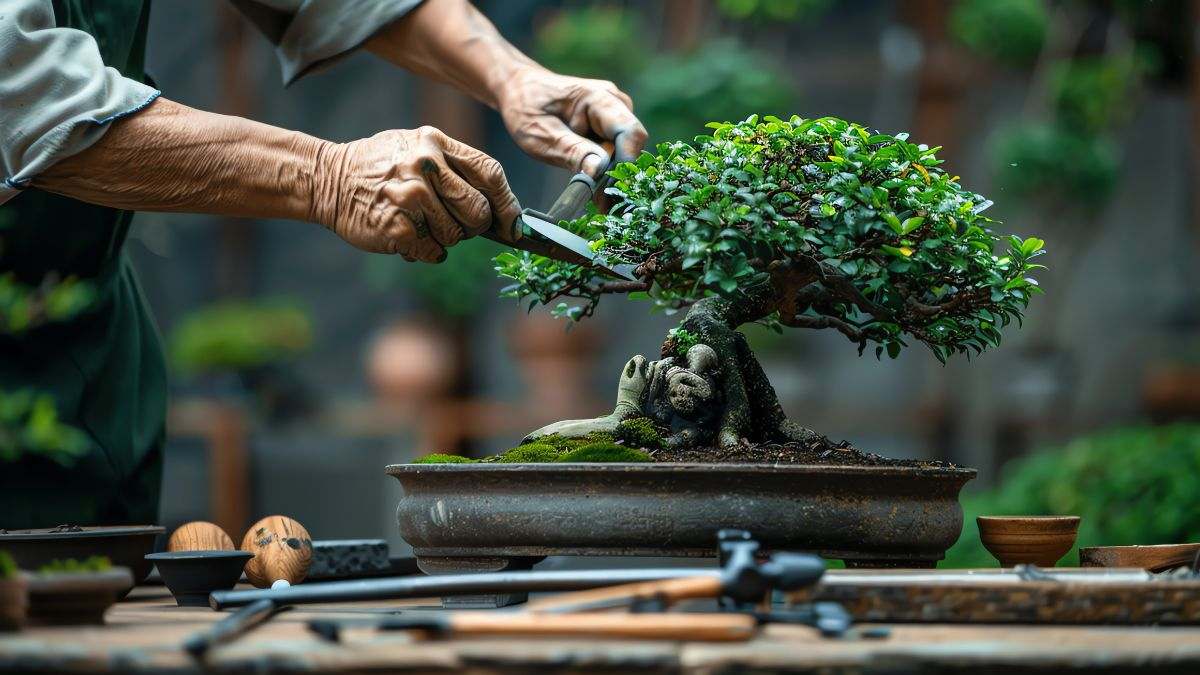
[943,424,1200,568]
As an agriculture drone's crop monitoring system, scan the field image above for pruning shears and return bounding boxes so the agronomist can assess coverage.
[481,159,638,281]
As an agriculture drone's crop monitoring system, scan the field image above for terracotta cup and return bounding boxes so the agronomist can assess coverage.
[977,515,1081,567]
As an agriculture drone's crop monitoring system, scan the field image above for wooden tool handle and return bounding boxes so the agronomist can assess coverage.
[525,575,723,613]
[241,516,312,588]
[448,611,756,642]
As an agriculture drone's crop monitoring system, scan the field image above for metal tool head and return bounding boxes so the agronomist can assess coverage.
[517,210,638,281]
[716,530,825,603]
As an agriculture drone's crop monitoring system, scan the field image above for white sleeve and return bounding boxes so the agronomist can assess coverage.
[0,0,160,205]
[230,0,425,86]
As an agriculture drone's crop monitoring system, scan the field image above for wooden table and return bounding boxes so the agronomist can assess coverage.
[3,586,1200,673]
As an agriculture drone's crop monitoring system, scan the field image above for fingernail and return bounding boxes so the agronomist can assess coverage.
[581,153,604,177]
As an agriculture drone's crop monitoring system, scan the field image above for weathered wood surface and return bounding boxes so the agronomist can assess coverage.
[788,568,1200,625]
[2,585,1200,673]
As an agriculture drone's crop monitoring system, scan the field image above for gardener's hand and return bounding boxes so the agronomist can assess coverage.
[311,127,522,262]
[497,66,648,178]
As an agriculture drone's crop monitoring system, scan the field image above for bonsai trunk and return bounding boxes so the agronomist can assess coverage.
[526,295,819,452]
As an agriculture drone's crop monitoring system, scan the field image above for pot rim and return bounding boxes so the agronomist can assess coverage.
[0,526,164,542]
[386,461,975,479]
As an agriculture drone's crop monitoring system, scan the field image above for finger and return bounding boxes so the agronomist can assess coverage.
[436,136,523,238]
[419,155,492,237]
[381,181,447,262]
[582,90,648,164]
[397,173,463,247]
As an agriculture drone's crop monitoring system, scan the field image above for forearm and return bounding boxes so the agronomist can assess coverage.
[365,0,537,110]
[33,98,324,223]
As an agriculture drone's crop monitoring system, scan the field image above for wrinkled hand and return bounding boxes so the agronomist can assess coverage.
[497,66,648,178]
[312,126,522,262]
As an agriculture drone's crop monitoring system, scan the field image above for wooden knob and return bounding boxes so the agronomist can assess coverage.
[240,516,313,588]
[168,521,235,552]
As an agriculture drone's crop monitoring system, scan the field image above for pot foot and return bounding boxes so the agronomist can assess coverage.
[415,555,544,608]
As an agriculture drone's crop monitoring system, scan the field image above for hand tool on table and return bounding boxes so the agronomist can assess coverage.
[307,605,861,644]
[524,529,824,613]
[480,145,638,281]
[209,530,821,610]
[183,599,287,659]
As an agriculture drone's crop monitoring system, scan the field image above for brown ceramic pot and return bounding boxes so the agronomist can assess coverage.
[0,576,28,631]
[977,515,1080,567]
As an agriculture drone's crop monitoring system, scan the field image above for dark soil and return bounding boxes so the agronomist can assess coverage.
[649,435,960,468]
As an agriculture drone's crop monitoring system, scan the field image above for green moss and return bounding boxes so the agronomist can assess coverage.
[413,453,476,464]
[558,442,652,463]
[614,417,665,451]
[498,444,562,463]
[0,551,16,579]
[39,556,111,574]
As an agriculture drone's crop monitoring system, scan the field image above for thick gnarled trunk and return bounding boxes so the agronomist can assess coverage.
[526,296,818,451]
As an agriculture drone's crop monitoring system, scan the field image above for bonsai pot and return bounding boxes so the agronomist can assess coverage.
[146,551,253,607]
[388,462,976,570]
[977,516,1080,567]
[0,526,163,593]
[26,567,133,625]
[0,576,27,631]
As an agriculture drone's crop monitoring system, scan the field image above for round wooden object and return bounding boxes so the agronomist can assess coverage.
[167,521,235,552]
[240,516,312,588]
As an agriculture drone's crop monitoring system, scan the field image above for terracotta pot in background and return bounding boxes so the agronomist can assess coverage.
[507,312,598,423]
[366,320,456,411]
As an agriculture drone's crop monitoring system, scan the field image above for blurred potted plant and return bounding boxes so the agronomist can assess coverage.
[1,211,95,472]
[364,237,506,453]
[168,300,314,423]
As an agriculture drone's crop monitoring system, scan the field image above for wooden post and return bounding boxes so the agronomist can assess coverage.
[215,4,257,298]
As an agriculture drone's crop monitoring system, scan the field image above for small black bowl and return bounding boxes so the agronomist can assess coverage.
[145,551,254,607]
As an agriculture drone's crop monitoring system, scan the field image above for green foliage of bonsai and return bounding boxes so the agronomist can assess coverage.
[0,389,91,467]
[559,442,652,463]
[614,417,665,451]
[38,556,112,574]
[169,300,312,375]
[0,552,16,580]
[498,115,1042,364]
[413,453,476,464]
[497,444,562,463]
[950,0,1047,68]
[944,424,1200,568]
[992,124,1119,207]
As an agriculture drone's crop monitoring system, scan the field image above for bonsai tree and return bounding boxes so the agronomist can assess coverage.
[495,115,1044,453]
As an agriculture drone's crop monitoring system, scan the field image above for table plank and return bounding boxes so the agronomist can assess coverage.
[3,586,1200,673]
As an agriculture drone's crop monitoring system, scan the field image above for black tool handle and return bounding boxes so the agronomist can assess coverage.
[184,599,284,658]
[545,172,599,224]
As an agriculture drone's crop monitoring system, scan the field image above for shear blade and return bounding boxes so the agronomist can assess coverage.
[520,211,638,281]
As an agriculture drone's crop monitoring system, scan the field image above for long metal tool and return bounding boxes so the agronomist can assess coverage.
[209,568,720,610]
[183,599,286,658]
[210,531,826,611]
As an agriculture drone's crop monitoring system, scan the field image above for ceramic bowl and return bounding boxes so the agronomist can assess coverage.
[977,516,1080,568]
[0,526,163,594]
[146,551,253,607]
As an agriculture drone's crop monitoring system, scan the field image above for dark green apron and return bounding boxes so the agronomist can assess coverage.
[0,0,165,529]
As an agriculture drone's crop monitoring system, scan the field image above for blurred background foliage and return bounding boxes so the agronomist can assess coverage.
[3,0,1194,556]
[945,424,1200,567]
